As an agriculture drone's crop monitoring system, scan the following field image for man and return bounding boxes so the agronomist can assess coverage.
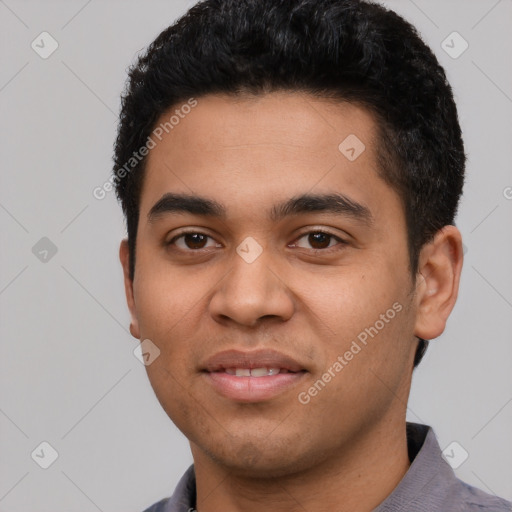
[113,0,511,510]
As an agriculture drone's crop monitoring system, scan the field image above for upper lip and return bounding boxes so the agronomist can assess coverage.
[202,349,306,373]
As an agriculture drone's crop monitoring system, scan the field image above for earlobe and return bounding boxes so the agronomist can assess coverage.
[119,239,141,340]
[413,226,464,341]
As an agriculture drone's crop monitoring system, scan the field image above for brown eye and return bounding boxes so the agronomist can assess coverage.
[293,231,346,252]
[168,232,220,251]
[182,233,208,249]
[307,232,331,249]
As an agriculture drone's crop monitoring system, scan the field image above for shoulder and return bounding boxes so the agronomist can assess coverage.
[141,497,172,512]
[454,479,512,511]
[377,424,511,512]
[140,464,196,512]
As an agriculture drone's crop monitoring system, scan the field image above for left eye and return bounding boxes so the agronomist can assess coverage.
[291,231,345,251]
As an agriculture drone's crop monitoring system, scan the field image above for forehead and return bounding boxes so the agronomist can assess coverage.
[139,92,400,228]
[149,91,377,153]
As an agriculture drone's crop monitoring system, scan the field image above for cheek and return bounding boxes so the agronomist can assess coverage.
[298,265,415,393]
[299,305,414,431]
[133,251,207,339]
[296,266,407,340]
[145,363,203,441]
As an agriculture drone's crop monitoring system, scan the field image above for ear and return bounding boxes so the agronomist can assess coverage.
[414,225,464,340]
[119,239,140,340]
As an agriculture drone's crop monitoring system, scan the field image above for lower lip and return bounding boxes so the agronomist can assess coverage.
[204,371,307,402]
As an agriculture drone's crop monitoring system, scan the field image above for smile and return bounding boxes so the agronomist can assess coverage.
[223,367,293,377]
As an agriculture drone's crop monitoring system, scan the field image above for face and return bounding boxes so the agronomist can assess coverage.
[121,92,422,477]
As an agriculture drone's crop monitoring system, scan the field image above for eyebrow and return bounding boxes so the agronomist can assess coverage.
[147,192,373,226]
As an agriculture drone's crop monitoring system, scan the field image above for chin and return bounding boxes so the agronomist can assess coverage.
[201,437,322,479]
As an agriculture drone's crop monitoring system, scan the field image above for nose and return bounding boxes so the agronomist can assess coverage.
[208,246,295,328]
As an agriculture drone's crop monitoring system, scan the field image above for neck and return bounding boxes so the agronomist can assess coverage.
[191,417,410,512]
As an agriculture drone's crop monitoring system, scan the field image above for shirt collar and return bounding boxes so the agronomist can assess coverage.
[373,422,457,511]
[162,422,458,512]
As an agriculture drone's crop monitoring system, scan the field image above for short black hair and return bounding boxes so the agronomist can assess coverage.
[113,0,465,367]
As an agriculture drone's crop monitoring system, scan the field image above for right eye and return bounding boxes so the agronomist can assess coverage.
[167,231,222,251]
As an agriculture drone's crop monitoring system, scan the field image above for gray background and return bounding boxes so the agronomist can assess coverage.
[0,0,511,510]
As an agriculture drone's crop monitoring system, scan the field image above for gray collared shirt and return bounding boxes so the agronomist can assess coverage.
[142,423,511,512]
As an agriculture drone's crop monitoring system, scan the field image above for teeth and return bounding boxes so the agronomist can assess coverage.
[226,368,282,377]
[251,367,274,377]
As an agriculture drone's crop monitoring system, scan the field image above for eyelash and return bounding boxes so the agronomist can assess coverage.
[166,229,347,254]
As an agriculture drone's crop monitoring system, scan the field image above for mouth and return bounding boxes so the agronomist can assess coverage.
[222,367,295,377]
[201,349,308,402]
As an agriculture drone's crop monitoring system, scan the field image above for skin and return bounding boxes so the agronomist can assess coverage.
[119,92,463,512]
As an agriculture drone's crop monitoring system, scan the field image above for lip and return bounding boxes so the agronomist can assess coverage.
[202,348,305,373]
[201,349,308,403]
